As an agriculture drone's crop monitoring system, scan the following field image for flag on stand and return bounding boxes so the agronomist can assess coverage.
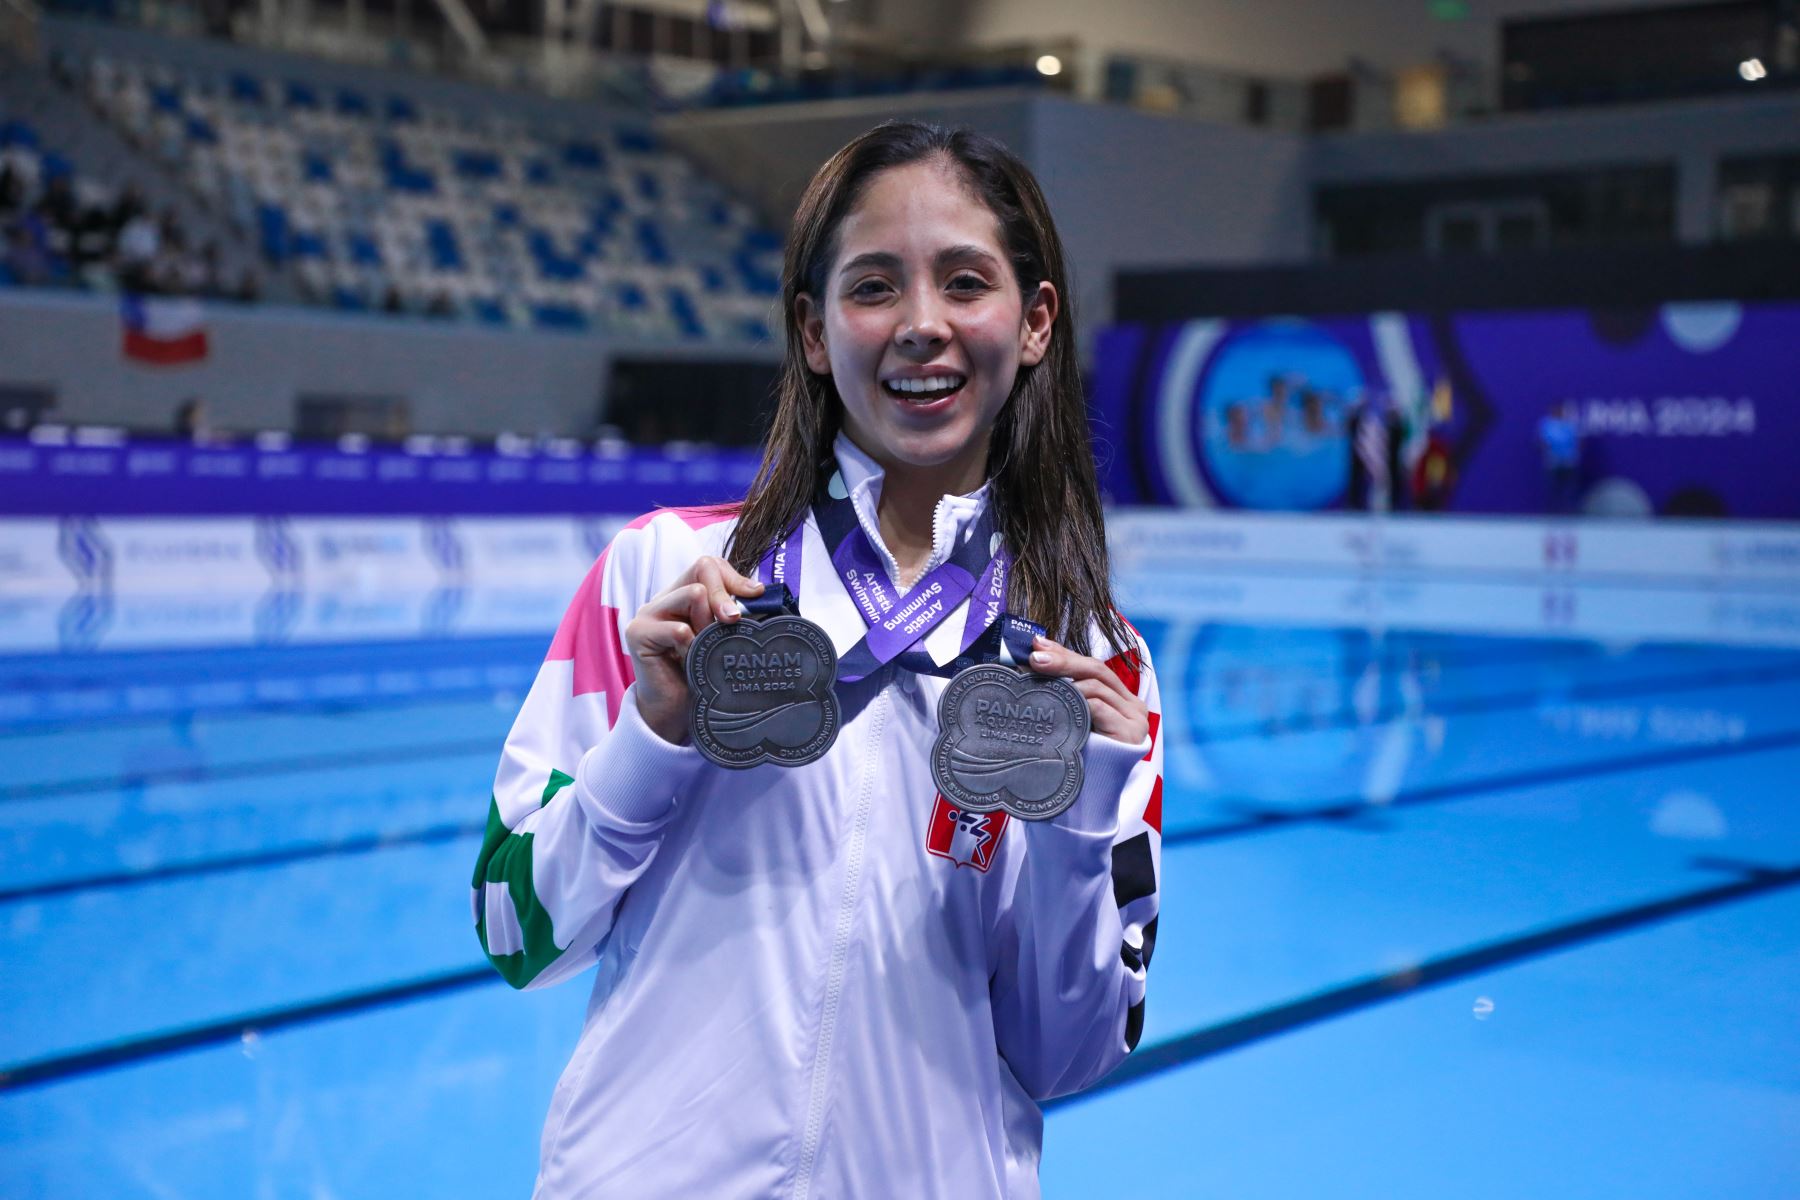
[121,296,210,365]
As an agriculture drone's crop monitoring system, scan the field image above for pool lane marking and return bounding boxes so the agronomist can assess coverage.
[0,966,497,1094]
[0,635,1597,742]
[1184,659,1800,746]
[7,858,1795,1097]
[1164,727,1800,848]
[1047,859,1800,1112]
[11,655,1800,808]
[10,693,1800,906]
[0,737,502,803]
[0,822,483,904]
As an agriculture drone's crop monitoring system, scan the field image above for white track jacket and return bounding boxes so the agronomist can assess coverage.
[474,438,1165,1199]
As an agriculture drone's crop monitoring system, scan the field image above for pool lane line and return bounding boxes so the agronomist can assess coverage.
[0,737,502,804]
[0,821,483,904]
[0,965,499,1094]
[1047,858,1800,1112]
[0,635,1602,742]
[1184,658,1800,746]
[11,652,1800,809]
[1163,726,1800,849]
[0,682,529,742]
[11,686,1800,906]
[8,856,1796,1098]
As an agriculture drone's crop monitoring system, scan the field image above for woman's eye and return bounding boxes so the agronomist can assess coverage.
[948,274,988,293]
[850,279,891,299]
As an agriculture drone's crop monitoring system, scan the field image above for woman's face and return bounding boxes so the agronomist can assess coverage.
[797,158,1056,484]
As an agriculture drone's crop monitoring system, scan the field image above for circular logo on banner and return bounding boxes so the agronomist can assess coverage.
[1180,322,1364,511]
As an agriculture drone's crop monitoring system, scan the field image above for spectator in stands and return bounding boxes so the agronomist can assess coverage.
[231,265,260,303]
[174,396,210,443]
[1539,399,1582,514]
[0,161,22,219]
[114,204,159,293]
[34,174,78,244]
[2,218,53,286]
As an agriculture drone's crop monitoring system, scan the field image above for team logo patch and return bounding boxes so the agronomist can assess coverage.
[925,794,1009,873]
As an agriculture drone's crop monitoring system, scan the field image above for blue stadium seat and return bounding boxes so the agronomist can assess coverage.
[531,303,588,330]
[286,80,320,109]
[346,233,383,267]
[424,220,464,271]
[289,230,329,260]
[229,72,265,105]
[258,204,290,264]
[562,141,605,169]
[636,219,671,265]
[616,127,656,153]
[0,120,39,149]
[302,152,334,183]
[336,89,371,116]
[185,116,219,144]
[470,296,509,325]
[667,286,704,338]
[453,150,503,181]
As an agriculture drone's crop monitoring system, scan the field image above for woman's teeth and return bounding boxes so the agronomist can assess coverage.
[883,376,966,402]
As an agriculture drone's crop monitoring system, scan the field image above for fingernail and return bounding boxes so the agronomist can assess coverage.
[1030,651,1051,666]
[723,598,741,617]
[1033,634,1051,648]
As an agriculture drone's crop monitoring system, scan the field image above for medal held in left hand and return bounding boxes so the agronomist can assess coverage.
[686,585,841,769]
[932,662,1090,823]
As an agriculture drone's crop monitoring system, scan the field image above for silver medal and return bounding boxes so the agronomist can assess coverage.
[687,613,840,768]
[932,663,1090,821]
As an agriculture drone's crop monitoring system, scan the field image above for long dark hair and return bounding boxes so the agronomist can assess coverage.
[726,120,1132,658]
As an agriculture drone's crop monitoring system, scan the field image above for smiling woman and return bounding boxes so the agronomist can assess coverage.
[474,120,1164,1200]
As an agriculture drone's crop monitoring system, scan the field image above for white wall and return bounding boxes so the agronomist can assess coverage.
[0,290,774,435]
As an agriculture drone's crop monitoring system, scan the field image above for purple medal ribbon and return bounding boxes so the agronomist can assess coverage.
[759,476,1014,684]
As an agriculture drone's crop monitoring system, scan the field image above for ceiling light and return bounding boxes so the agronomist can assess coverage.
[1036,54,1062,77]
[1739,57,1767,81]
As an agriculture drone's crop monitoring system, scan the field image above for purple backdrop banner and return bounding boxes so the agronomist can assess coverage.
[0,436,761,515]
[1091,302,1800,519]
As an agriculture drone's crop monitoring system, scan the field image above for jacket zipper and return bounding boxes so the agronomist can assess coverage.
[790,691,888,1200]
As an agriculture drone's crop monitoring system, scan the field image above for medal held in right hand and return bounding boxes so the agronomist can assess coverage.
[686,590,840,769]
[932,639,1090,824]
[686,526,839,769]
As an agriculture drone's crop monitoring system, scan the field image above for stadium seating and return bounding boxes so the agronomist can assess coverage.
[63,49,783,339]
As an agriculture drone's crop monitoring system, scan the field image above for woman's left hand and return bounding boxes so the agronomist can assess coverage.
[1027,635,1149,746]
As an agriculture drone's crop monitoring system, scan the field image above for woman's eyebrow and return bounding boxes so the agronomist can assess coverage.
[837,245,1002,277]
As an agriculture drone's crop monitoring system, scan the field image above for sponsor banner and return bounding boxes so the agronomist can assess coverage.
[1116,570,1800,649]
[289,518,441,592]
[1094,302,1800,519]
[103,517,270,593]
[0,436,759,516]
[1108,511,1800,585]
[453,518,597,585]
[0,520,75,595]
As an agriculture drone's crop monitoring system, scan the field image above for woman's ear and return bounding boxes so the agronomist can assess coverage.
[1018,281,1058,367]
[795,292,830,375]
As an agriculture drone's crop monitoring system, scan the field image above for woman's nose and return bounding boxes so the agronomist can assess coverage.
[895,293,950,352]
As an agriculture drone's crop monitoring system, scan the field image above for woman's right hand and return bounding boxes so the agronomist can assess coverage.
[624,555,765,745]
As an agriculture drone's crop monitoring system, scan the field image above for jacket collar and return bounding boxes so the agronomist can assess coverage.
[830,433,990,594]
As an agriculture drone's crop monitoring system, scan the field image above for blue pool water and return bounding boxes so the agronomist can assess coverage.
[2,578,1797,1197]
